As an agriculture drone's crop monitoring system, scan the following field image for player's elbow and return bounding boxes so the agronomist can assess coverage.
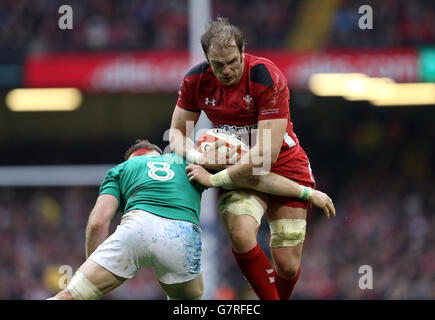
[87,219,110,234]
[271,150,280,165]
[87,210,111,233]
[268,141,282,165]
[253,146,280,167]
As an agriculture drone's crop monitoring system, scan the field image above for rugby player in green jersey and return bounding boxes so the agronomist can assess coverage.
[49,140,206,300]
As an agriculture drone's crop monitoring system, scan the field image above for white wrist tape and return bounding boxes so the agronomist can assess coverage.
[186,149,202,164]
[210,169,233,189]
[299,186,313,201]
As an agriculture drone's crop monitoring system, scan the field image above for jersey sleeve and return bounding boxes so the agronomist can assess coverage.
[251,63,290,121]
[176,62,210,112]
[176,76,200,112]
[99,166,122,203]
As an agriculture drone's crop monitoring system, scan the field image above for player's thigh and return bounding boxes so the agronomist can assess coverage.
[151,218,202,289]
[159,273,204,300]
[219,188,269,233]
[77,259,127,295]
[266,200,307,221]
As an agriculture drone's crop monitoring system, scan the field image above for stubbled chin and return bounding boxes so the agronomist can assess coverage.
[221,77,236,86]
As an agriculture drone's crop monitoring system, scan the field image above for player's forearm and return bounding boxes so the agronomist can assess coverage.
[210,170,312,201]
[227,143,276,179]
[85,206,111,258]
[230,118,284,173]
[169,128,200,162]
[240,173,306,197]
[84,194,118,258]
[231,172,335,219]
[208,143,276,189]
[85,221,110,258]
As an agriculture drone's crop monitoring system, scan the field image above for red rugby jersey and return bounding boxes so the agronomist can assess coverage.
[176,53,302,165]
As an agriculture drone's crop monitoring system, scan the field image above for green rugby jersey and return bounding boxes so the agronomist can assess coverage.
[99,153,204,226]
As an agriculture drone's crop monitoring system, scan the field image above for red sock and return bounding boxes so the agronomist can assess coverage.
[232,243,279,300]
[275,265,301,300]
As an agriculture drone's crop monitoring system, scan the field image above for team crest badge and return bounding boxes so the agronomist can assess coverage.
[243,94,253,110]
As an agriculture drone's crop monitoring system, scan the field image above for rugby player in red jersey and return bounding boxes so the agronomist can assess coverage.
[170,17,335,300]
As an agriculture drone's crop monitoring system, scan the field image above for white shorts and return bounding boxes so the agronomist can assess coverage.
[88,210,202,285]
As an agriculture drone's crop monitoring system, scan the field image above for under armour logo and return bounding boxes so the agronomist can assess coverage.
[205,97,216,106]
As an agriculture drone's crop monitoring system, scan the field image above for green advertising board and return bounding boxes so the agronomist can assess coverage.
[419,47,435,82]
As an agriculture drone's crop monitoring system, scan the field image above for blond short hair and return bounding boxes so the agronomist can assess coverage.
[200,17,246,56]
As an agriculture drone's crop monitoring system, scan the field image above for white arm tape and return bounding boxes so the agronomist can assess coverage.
[210,169,233,189]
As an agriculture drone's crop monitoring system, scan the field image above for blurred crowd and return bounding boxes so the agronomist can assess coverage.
[297,176,435,299]
[0,0,189,53]
[330,0,435,48]
[0,0,297,54]
[0,0,433,56]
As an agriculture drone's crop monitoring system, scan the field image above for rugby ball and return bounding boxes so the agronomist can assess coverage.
[197,128,249,156]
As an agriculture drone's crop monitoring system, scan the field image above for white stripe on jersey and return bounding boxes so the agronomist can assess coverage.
[284,132,296,148]
[308,160,315,185]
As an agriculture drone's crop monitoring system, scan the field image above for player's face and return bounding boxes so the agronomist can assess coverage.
[207,43,244,86]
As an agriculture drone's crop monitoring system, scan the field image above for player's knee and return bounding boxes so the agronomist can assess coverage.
[229,230,252,250]
[188,281,204,299]
[227,223,254,243]
[218,191,265,226]
[269,218,304,279]
[225,216,257,246]
[191,286,204,300]
[167,285,204,300]
[269,219,306,248]
[275,261,300,280]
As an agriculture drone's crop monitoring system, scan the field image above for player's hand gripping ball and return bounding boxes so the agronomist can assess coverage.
[197,129,249,164]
